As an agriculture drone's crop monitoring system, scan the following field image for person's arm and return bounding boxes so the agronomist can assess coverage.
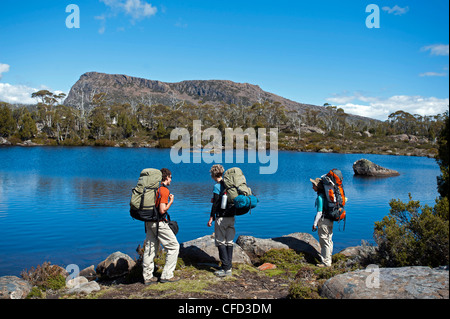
[158,187,173,215]
[312,195,323,231]
[210,193,221,216]
[313,211,322,230]
[208,184,221,227]
[159,194,174,215]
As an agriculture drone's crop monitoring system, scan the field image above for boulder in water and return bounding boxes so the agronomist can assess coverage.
[352,159,400,177]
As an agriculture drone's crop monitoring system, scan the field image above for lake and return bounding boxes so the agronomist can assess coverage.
[0,146,441,276]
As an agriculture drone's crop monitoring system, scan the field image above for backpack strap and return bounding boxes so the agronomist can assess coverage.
[139,187,147,211]
[139,185,160,211]
[155,184,172,237]
[337,215,346,232]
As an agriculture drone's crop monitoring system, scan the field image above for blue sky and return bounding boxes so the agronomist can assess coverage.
[0,0,448,120]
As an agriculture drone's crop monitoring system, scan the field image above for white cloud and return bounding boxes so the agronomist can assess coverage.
[0,83,39,104]
[175,19,188,28]
[419,71,447,77]
[327,92,378,105]
[100,0,157,21]
[382,5,409,16]
[0,83,67,105]
[95,14,107,34]
[326,93,449,120]
[123,0,157,20]
[0,63,10,80]
[337,103,391,120]
[421,44,449,56]
[97,0,157,33]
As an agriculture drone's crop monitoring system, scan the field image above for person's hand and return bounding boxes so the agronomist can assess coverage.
[169,194,174,202]
[207,217,213,227]
[312,225,317,232]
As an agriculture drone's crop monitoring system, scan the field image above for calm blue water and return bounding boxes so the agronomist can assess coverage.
[0,146,441,276]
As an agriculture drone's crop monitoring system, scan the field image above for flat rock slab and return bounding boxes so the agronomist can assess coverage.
[0,276,32,299]
[66,281,101,295]
[236,232,321,263]
[180,234,252,265]
[321,266,449,299]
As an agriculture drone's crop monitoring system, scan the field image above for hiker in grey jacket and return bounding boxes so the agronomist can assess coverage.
[207,164,235,277]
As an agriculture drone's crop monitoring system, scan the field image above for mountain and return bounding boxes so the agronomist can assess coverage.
[64,72,378,125]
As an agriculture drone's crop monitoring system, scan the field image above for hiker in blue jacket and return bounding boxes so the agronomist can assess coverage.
[207,164,235,277]
[311,177,334,267]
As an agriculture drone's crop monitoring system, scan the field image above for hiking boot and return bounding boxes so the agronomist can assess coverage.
[160,276,181,283]
[316,263,329,268]
[144,277,159,285]
[214,269,232,277]
[214,269,226,277]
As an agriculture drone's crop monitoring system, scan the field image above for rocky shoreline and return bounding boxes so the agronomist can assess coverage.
[1,232,448,300]
[0,135,437,159]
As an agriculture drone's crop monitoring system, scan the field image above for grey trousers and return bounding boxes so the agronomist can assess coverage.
[214,217,235,246]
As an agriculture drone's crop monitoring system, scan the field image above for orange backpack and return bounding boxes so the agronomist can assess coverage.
[321,169,347,227]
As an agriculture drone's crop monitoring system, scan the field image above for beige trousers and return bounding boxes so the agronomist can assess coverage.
[143,221,180,281]
[318,217,334,266]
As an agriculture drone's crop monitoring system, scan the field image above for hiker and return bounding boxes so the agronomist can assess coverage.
[143,168,180,284]
[207,164,235,277]
[310,177,334,267]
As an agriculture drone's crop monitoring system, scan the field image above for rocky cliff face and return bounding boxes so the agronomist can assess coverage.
[65,72,317,110]
[64,71,376,125]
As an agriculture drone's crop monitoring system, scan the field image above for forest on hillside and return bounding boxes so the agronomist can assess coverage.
[0,89,447,156]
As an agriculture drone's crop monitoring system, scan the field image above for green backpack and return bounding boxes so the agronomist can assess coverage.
[223,167,255,215]
[130,168,162,222]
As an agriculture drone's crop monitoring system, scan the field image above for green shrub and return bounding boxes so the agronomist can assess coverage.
[288,281,322,299]
[8,135,21,145]
[93,139,117,147]
[45,274,66,290]
[374,194,449,267]
[288,264,321,299]
[259,249,306,272]
[258,248,314,277]
[157,138,175,148]
[26,286,44,299]
[21,261,67,291]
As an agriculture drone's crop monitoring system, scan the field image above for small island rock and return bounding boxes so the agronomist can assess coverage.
[352,159,400,177]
